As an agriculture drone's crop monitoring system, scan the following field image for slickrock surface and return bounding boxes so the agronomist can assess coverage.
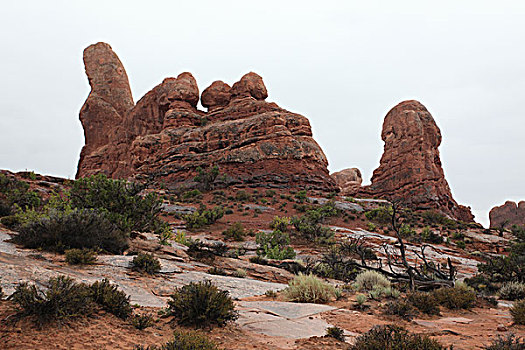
[359,100,474,222]
[331,168,362,195]
[76,43,336,191]
[489,200,525,228]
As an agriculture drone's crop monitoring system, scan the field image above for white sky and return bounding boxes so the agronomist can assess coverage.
[1,1,524,227]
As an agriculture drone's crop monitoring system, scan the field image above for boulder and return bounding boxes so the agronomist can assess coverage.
[331,168,362,195]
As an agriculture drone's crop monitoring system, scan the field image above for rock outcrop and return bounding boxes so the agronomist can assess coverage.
[489,201,525,228]
[76,43,336,191]
[331,168,362,196]
[359,100,474,222]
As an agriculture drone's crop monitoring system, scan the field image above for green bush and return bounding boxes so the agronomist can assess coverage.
[364,206,393,225]
[511,299,525,325]
[291,203,337,244]
[421,227,444,244]
[350,325,444,350]
[284,273,337,303]
[408,291,440,315]
[14,208,128,253]
[222,222,246,241]
[181,189,203,202]
[65,248,97,265]
[232,268,247,278]
[89,278,132,319]
[10,276,92,324]
[432,284,476,309]
[184,206,224,229]
[130,252,162,274]
[484,334,525,349]
[499,282,525,301]
[256,230,296,260]
[70,174,164,233]
[194,165,219,191]
[249,255,268,265]
[167,280,238,328]
[270,216,290,232]
[134,330,219,350]
[294,190,308,203]
[131,313,154,330]
[383,300,414,320]
[353,270,390,292]
[326,326,345,342]
[0,173,41,215]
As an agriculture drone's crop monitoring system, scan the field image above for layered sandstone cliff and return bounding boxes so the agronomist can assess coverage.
[76,42,336,191]
[359,100,474,222]
[489,201,525,228]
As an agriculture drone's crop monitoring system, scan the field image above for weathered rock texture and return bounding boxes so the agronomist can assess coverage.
[331,168,362,196]
[489,201,525,228]
[76,43,335,191]
[359,100,474,222]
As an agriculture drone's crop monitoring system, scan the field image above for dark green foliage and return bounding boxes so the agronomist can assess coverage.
[316,245,360,282]
[0,173,41,216]
[249,255,268,265]
[89,278,132,319]
[498,282,525,301]
[235,190,252,202]
[511,299,525,325]
[194,165,219,191]
[364,206,393,225]
[182,189,203,202]
[326,326,345,342]
[421,227,444,244]
[0,215,21,228]
[408,291,440,315]
[134,330,219,350]
[432,285,476,309]
[167,280,238,328]
[269,216,290,232]
[15,208,128,253]
[383,300,414,320]
[291,202,338,244]
[9,276,92,324]
[131,313,154,330]
[484,334,525,350]
[350,325,445,350]
[207,267,227,276]
[70,174,163,233]
[183,206,224,229]
[422,210,458,229]
[222,222,246,241]
[131,252,162,274]
[256,230,296,260]
[65,248,97,265]
[294,190,308,203]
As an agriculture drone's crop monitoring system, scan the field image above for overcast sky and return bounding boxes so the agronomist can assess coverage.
[1,1,524,226]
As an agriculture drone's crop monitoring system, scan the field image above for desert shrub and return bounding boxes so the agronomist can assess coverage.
[208,267,227,275]
[167,280,238,328]
[499,282,525,301]
[183,206,224,229]
[89,278,132,319]
[355,294,368,309]
[422,210,458,229]
[408,291,440,315]
[432,284,476,309]
[291,203,338,244]
[222,222,246,241]
[0,173,41,215]
[134,330,219,350]
[131,313,154,330]
[186,240,227,262]
[65,248,97,265]
[366,222,377,232]
[350,324,445,350]
[249,255,268,265]
[182,189,203,202]
[270,216,290,232]
[70,174,164,233]
[511,299,525,325]
[194,165,219,191]
[235,190,252,202]
[232,268,247,278]
[364,206,393,225]
[130,252,162,275]
[294,190,308,203]
[353,270,390,291]
[256,230,296,260]
[383,300,414,320]
[421,227,444,244]
[284,273,336,303]
[265,289,277,298]
[10,276,93,324]
[315,245,360,282]
[484,334,525,350]
[326,326,345,342]
[14,209,128,253]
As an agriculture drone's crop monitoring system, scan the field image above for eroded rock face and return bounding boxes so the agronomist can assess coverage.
[489,201,525,228]
[331,168,362,196]
[359,100,474,222]
[76,43,335,191]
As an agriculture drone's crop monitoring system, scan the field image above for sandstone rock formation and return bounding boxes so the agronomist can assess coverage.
[359,100,474,222]
[76,43,336,191]
[331,168,362,196]
[489,201,525,228]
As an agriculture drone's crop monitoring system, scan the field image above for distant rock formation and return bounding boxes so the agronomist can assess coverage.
[489,201,525,228]
[76,42,336,191]
[331,168,362,196]
[359,100,474,222]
